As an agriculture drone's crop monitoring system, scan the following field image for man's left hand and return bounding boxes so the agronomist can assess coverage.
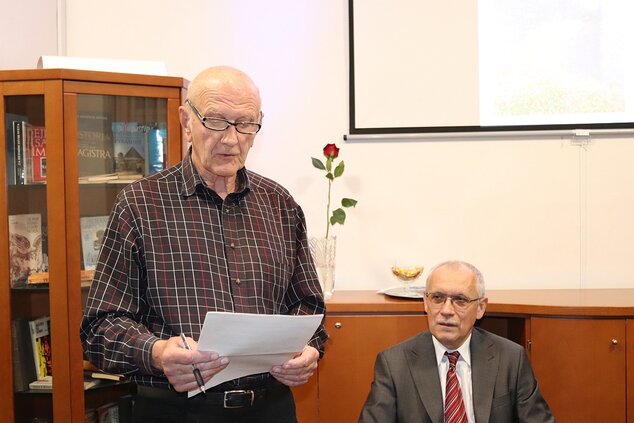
[270,345,319,387]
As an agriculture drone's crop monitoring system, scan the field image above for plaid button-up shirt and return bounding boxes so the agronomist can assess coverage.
[80,150,327,389]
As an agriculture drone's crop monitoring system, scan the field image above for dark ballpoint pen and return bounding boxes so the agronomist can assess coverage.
[180,333,206,394]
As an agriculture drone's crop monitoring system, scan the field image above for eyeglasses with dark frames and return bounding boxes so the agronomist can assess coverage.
[186,99,262,135]
[424,292,481,310]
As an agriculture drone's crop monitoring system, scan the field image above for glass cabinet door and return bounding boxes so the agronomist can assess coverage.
[77,94,167,276]
[5,94,54,422]
[75,93,170,418]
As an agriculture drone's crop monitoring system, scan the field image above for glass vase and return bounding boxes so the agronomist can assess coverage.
[309,235,336,298]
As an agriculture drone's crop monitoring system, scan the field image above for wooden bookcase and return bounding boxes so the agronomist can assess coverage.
[0,69,187,422]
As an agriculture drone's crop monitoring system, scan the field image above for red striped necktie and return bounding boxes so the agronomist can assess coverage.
[444,351,468,423]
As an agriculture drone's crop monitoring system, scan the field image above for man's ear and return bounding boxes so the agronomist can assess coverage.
[179,106,193,142]
[476,297,488,319]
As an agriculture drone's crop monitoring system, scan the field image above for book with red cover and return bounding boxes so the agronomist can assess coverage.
[29,125,46,183]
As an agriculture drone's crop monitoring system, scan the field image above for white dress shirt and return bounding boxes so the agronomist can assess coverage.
[432,333,475,423]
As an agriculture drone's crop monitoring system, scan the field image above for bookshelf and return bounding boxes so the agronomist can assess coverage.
[0,69,187,422]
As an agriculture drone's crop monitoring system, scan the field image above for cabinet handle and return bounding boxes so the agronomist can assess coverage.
[611,339,618,345]
[334,322,342,329]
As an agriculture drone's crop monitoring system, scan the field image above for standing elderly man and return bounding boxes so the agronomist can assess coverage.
[81,66,327,423]
[359,260,554,423]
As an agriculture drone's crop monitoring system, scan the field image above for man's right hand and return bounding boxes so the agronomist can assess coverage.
[151,335,230,392]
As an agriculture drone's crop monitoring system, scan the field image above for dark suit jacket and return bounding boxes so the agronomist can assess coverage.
[358,328,554,423]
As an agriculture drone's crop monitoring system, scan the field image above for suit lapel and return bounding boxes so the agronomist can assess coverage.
[471,328,498,423]
[406,332,444,422]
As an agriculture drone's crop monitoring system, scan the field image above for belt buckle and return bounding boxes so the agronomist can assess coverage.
[223,389,255,408]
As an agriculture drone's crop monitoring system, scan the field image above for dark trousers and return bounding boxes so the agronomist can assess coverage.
[131,379,297,423]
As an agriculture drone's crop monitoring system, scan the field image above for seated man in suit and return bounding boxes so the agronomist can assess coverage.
[359,260,554,423]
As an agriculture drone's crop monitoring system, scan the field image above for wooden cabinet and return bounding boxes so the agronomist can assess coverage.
[0,69,186,423]
[294,290,634,422]
[628,319,634,423]
[531,317,626,422]
[293,292,426,422]
[319,314,427,422]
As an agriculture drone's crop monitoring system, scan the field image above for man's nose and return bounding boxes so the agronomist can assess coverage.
[220,126,239,144]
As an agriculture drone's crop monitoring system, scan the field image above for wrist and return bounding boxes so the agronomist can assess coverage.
[151,339,168,372]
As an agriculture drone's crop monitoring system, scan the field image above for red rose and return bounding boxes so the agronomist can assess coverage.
[311,143,357,238]
[323,143,340,159]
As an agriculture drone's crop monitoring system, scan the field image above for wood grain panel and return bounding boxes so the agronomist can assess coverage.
[319,314,427,422]
[531,317,626,422]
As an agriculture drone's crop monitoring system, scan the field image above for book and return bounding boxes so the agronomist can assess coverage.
[85,408,98,423]
[28,375,101,391]
[28,316,52,380]
[77,112,115,178]
[146,126,166,175]
[83,376,101,390]
[28,124,46,183]
[12,318,38,391]
[5,113,28,185]
[112,121,146,176]
[89,371,124,382]
[13,120,26,184]
[29,375,52,390]
[97,401,119,423]
[80,215,110,270]
[27,269,95,286]
[9,213,44,287]
[78,172,143,184]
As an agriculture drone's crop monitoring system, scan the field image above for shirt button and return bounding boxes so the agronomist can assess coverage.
[235,278,241,285]
[230,242,236,249]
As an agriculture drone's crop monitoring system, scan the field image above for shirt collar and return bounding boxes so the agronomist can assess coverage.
[180,146,250,199]
[431,332,473,367]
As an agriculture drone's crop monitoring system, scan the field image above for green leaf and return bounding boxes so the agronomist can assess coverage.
[311,157,325,170]
[326,172,334,181]
[326,157,332,172]
[333,161,345,178]
[330,208,346,225]
[341,198,357,207]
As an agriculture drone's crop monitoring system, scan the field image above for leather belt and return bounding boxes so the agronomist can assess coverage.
[136,383,273,408]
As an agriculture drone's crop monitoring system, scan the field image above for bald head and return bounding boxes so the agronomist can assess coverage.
[188,66,261,112]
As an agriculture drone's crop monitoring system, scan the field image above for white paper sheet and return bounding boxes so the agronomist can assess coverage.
[190,312,323,396]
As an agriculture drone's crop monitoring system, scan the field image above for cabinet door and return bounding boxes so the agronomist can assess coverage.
[3,89,56,421]
[66,89,181,420]
[625,319,634,423]
[318,314,427,422]
[292,375,319,423]
[531,317,626,422]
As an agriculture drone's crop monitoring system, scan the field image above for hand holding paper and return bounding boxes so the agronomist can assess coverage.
[193,312,323,397]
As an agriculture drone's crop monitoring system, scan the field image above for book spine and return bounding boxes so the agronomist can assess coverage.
[11,320,24,390]
[12,319,37,391]
[30,125,47,183]
[24,122,33,184]
[147,126,166,175]
[13,121,25,184]
[5,117,16,184]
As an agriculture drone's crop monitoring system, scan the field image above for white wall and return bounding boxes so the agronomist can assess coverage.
[5,1,634,291]
[0,0,59,69]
